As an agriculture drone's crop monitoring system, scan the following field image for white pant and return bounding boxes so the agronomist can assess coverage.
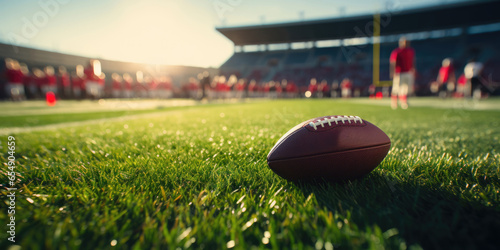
[86,81,103,97]
[73,88,82,97]
[41,85,57,95]
[341,89,351,98]
[112,90,122,98]
[6,83,25,97]
[392,72,414,96]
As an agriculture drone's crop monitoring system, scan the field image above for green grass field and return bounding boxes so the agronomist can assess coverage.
[1,98,500,249]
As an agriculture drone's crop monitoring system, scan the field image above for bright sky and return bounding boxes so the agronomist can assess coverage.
[0,0,470,68]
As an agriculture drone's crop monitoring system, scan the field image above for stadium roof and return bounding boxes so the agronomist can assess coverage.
[216,1,500,46]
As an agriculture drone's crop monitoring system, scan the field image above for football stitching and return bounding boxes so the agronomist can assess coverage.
[308,115,363,130]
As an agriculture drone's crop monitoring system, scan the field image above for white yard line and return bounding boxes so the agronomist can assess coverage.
[0,99,198,116]
[347,98,500,111]
[0,110,182,135]
[0,99,263,135]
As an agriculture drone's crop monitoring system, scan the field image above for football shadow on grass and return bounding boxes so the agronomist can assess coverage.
[295,172,500,250]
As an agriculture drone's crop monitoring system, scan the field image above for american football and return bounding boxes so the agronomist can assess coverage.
[267,115,391,181]
[2,0,500,248]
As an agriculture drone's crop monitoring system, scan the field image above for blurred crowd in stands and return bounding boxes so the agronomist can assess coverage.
[2,34,499,102]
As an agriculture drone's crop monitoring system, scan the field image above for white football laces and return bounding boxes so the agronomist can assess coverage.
[308,115,363,130]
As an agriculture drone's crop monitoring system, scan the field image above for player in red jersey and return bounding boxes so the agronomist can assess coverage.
[148,76,160,99]
[187,77,200,99]
[464,58,485,99]
[318,80,330,98]
[226,75,237,99]
[111,73,123,98]
[20,63,34,99]
[455,74,467,98]
[134,80,147,98]
[247,79,258,98]
[284,80,298,98]
[215,75,227,99]
[42,66,58,96]
[164,76,173,99]
[436,58,456,98]
[143,76,153,98]
[267,81,281,99]
[390,37,415,109]
[340,78,352,98]
[156,76,173,99]
[84,60,103,99]
[4,59,25,101]
[276,81,283,98]
[122,73,133,98]
[234,79,247,99]
[308,78,318,98]
[71,65,86,99]
[98,72,106,97]
[58,66,71,98]
[331,80,340,98]
[31,68,45,98]
[133,71,146,98]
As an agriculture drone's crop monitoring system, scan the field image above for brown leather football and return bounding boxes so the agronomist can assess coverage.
[267,115,391,182]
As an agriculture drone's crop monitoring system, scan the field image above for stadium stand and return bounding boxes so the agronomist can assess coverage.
[217,1,500,96]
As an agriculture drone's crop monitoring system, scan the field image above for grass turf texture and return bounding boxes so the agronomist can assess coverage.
[1,99,500,249]
[0,99,197,129]
[0,109,170,128]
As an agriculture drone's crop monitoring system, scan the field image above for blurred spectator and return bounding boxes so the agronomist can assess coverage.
[340,78,352,98]
[464,58,484,99]
[390,37,415,109]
